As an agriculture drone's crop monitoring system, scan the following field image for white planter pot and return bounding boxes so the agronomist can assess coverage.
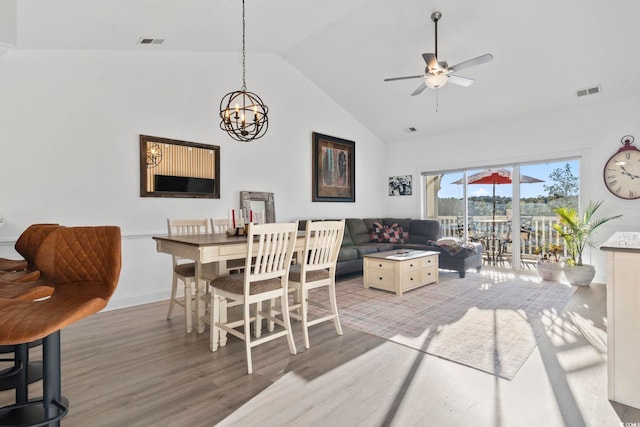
[536,260,564,281]
[563,264,596,286]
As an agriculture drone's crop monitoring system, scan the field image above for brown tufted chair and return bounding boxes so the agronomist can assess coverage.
[0,226,122,426]
[0,224,60,283]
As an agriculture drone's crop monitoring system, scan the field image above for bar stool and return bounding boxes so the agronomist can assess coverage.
[0,224,60,394]
[0,226,122,426]
[0,224,60,283]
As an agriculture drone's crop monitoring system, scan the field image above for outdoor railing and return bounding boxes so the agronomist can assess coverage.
[435,215,568,258]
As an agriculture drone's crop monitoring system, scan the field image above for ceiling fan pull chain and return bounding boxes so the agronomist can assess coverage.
[435,88,439,113]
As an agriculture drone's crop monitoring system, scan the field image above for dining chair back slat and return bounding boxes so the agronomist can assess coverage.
[166,218,210,333]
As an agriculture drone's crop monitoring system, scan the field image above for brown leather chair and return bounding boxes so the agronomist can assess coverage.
[0,224,60,283]
[0,225,60,394]
[0,226,122,426]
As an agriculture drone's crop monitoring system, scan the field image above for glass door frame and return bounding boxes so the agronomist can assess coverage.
[422,157,581,272]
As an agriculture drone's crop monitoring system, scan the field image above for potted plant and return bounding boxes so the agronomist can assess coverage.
[534,243,564,281]
[553,200,622,286]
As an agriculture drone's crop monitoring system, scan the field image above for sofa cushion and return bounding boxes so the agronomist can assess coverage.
[376,243,396,252]
[354,245,379,257]
[347,218,374,245]
[383,218,412,232]
[362,218,383,232]
[338,247,358,262]
[342,222,354,246]
[407,220,440,244]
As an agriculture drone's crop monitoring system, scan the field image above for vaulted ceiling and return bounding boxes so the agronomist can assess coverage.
[4,0,640,143]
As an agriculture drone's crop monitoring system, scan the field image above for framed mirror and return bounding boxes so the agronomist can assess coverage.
[240,191,275,223]
[140,135,220,198]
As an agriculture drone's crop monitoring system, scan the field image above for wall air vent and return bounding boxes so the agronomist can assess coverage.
[138,38,165,45]
[577,85,601,97]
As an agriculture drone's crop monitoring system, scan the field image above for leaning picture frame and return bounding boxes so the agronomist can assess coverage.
[312,132,355,202]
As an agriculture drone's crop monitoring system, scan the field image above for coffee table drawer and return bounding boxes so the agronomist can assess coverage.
[399,258,423,273]
[367,258,395,272]
[401,271,422,290]
[422,265,438,283]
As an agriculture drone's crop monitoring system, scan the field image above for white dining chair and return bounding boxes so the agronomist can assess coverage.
[209,221,298,374]
[288,220,345,348]
[211,218,232,234]
[166,218,210,333]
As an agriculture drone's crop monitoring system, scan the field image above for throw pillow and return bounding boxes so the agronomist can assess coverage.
[370,222,406,243]
[370,222,385,242]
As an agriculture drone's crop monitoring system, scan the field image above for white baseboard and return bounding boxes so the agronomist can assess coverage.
[105,291,168,311]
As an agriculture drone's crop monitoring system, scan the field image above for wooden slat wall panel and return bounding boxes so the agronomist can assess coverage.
[146,143,215,192]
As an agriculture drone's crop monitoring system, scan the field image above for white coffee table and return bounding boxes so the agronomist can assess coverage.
[363,250,439,296]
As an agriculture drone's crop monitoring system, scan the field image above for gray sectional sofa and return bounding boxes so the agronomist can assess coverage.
[300,218,483,278]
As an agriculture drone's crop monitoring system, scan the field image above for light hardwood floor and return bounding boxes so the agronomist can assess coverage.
[2,272,640,426]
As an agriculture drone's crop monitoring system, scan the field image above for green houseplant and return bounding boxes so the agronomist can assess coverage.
[552,200,621,285]
[533,243,565,281]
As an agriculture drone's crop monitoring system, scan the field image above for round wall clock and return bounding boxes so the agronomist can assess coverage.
[603,135,640,199]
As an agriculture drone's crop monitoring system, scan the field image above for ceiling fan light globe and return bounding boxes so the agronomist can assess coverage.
[425,73,448,89]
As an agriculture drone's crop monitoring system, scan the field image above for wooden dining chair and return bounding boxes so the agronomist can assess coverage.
[209,221,298,374]
[211,218,232,234]
[288,220,345,348]
[166,218,210,333]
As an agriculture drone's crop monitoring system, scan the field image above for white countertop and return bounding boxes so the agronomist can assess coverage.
[600,232,640,252]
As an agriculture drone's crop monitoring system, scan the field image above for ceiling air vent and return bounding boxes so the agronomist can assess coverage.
[577,85,601,97]
[138,38,165,45]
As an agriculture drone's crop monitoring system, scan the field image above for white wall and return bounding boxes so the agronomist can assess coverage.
[385,96,640,283]
[0,49,386,308]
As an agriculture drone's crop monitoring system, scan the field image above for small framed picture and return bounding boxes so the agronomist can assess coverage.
[389,175,412,196]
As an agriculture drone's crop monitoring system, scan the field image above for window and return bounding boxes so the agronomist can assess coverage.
[422,159,580,271]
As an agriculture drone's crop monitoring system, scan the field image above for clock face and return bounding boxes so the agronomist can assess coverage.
[604,148,640,199]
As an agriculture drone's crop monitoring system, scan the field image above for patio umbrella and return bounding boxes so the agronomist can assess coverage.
[452,168,544,233]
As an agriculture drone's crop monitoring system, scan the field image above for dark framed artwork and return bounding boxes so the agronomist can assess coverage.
[140,135,220,198]
[312,132,355,202]
[389,175,413,196]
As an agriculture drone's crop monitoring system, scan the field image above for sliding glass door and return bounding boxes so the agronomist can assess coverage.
[423,159,580,271]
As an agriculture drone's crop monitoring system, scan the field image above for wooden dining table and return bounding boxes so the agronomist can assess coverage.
[153,232,306,333]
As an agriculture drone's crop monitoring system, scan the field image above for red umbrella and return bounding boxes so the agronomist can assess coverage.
[452,168,544,232]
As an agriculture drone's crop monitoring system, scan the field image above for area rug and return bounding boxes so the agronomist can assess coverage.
[308,271,576,379]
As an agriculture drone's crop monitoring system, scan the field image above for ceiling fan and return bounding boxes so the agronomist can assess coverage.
[384,11,493,96]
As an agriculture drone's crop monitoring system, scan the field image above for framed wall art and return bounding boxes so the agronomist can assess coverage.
[312,132,355,202]
[140,135,220,199]
[389,175,412,196]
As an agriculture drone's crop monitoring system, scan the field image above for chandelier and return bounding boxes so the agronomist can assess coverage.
[219,0,269,142]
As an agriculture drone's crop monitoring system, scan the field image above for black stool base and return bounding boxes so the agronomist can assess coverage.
[0,332,67,427]
[0,342,45,392]
[0,397,68,426]
[0,362,43,392]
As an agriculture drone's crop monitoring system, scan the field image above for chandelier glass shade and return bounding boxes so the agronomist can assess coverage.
[219,0,269,142]
[425,73,448,89]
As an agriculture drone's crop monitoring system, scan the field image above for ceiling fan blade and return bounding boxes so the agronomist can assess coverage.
[384,75,425,82]
[410,82,427,96]
[448,75,474,87]
[422,53,438,70]
[449,53,494,73]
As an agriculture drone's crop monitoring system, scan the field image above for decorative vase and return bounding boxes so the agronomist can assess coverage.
[563,264,596,286]
[536,260,564,281]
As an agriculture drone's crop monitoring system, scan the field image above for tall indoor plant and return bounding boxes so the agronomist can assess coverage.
[553,200,621,286]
